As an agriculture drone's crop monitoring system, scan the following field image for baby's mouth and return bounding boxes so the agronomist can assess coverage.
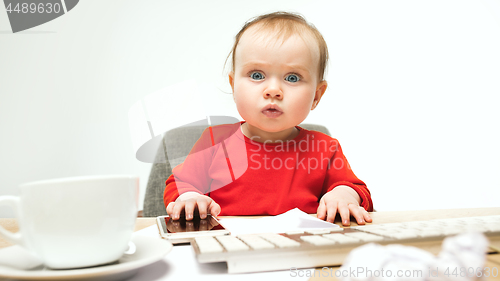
[262,104,283,118]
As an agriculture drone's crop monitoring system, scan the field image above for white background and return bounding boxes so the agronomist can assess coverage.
[1,0,499,217]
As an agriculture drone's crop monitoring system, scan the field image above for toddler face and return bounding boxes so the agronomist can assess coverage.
[229,26,327,135]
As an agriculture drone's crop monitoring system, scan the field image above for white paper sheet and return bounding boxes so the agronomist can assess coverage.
[218,208,339,236]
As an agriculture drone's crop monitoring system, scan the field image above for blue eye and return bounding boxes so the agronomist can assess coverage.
[285,74,300,83]
[250,72,265,80]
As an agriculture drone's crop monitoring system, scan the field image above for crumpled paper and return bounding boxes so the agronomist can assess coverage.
[339,232,489,281]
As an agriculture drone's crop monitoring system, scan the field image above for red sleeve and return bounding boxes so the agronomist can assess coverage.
[322,139,373,212]
[164,174,180,205]
[163,173,202,206]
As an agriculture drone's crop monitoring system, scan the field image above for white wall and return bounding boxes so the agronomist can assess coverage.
[1,0,499,217]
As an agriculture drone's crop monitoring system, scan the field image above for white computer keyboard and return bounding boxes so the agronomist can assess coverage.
[191,215,500,273]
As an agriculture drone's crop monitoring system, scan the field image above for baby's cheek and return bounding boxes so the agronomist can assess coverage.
[235,101,253,121]
[293,103,312,116]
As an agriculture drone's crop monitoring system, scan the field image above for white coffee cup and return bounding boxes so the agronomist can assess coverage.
[0,175,139,269]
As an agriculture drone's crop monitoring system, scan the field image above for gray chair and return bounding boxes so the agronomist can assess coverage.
[142,124,331,217]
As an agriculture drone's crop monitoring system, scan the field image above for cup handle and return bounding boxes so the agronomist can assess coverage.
[0,196,24,246]
[123,241,136,255]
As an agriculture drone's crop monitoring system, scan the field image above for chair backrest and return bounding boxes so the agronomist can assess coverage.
[142,124,331,217]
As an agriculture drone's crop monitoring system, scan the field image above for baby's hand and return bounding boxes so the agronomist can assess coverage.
[317,185,372,226]
[166,192,221,221]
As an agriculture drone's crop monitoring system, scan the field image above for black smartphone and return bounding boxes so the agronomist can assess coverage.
[156,214,230,244]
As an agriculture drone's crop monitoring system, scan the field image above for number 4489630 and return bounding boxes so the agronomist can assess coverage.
[5,2,62,14]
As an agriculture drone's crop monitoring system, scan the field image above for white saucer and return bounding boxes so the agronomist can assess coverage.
[0,235,173,280]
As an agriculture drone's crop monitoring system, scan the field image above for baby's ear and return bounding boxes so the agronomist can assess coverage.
[228,72,235,93]
[312,80,328,110]
[311,100,319,110]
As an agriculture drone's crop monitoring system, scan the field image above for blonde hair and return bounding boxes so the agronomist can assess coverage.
[227,11,329,81]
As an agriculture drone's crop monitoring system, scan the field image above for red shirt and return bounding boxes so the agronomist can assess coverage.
[163,122,372,215]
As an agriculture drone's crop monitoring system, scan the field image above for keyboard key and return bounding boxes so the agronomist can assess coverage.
[361,229,392,237]
[300,235,336,246]
[216,236,250,252]
[237,235,275,250]
[194,237,223,253]
[386,231,418,240]
[344,232,385,242]
[322,234,360,244]
[306,229,335,235]
[259,233,301,248]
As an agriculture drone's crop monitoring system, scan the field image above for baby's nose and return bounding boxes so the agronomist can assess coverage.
[264,80,283,99]
[265,92,282,98]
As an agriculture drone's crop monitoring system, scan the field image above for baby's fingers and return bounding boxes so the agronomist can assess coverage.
[170,201,186,220]
[208,200,221,217]
[166,202,175,217]
[316,199,327,220]
[197,199,209,219]
[325,200,339,223]
[184,199,197,220]
[337,202,350,226]
[364,211,373,223]
[348,204,366,225]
